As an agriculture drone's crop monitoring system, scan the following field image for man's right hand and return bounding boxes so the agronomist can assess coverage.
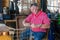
[31,24,35,28]
[24,23,31,27]
[31,24,42,28]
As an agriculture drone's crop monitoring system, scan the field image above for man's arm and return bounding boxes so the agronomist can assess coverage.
[22,19,31,27]
[22,14,32,27]
[30,24,50,29]
[40,24,50,29]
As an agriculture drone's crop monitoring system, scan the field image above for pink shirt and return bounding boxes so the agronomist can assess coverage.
[25,10,50,32]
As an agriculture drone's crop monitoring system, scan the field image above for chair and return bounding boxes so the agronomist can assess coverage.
[16,16,27,40]
[42,29,49,40]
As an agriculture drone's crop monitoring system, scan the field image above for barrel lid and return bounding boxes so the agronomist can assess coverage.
[0,24,9,32]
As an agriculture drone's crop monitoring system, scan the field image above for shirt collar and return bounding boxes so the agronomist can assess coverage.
[32,10,42,17]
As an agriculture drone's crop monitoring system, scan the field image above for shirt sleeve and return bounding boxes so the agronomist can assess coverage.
[25,14,32,23]
[43,13,50,24]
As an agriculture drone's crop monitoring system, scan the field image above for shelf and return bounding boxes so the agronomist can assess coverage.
[4,20,16,23]
[4,20,16,28]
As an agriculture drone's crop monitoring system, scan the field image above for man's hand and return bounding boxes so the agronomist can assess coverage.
[24,23,31,27]
[31,24,35,28]
[31,24,42,28]
[40,24,50,29]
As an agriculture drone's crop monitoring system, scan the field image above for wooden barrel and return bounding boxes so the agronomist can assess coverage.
[0,32,13,40]
[2,32,9,35]
[0,32,2,36]
[2,0,9,7]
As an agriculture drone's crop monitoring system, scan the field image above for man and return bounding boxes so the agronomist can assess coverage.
[21,3,50,40]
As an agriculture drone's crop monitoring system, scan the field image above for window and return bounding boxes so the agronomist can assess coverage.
[47,0,60,13]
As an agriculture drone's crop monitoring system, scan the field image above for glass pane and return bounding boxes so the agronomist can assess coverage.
[28,0,31,3]
[47,0,59,12]
[23,0,28,3]
[23,4,27,9]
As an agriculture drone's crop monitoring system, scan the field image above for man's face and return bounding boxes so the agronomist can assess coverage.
[30,5,38,14]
